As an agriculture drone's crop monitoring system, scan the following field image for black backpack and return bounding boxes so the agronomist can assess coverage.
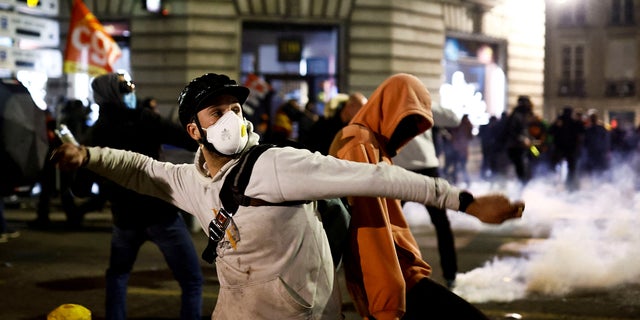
[201,144,351,268]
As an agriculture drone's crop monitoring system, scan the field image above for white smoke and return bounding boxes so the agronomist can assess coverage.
[405,164,640,303]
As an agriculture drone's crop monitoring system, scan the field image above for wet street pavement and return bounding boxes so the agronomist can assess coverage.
[1,195,640,320]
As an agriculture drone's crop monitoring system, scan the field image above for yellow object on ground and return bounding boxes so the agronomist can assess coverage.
[47,304,91,320]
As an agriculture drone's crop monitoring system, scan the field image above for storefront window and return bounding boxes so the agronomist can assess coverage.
[241,22,340,137]
[441,36,506,129]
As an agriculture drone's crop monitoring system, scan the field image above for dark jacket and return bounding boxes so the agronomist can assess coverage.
[505,104,534,149]
[88,74,197,228]
[305,114,345,155]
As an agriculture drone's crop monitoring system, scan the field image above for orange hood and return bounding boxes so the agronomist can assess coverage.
[350,73,433,154]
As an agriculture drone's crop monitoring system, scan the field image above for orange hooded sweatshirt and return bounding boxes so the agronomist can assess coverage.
[329,73,434,320]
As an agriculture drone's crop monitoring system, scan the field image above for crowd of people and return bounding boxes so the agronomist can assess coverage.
[45,72,524,319]
[10,70,640,319]
[467,95,640,192]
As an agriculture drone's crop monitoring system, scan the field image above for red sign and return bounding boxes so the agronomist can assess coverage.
[63,0,121,76]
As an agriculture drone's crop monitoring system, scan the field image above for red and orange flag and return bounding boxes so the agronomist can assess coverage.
[63,0,121,76]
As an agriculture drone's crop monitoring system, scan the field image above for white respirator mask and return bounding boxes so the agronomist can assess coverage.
[205,111,249,155]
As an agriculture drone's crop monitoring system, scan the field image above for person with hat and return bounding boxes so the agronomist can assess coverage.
[52,72,525,319]
[85,73,203,320]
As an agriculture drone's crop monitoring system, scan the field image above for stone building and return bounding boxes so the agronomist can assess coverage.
[545,0,639,127]
[51,0,545,126]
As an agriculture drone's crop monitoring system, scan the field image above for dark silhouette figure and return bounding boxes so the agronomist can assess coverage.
[443,115,473,186]
[504,96,535,185]
[305,92,367,155]
[478,115,499,180]
[582,113,610,177]
[548,106,585,191]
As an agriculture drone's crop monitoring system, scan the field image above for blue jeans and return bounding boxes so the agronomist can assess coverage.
[105,215,203,320]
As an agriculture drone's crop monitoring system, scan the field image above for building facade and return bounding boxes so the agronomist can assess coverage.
[545,0,639,127]
[50,0,545,125]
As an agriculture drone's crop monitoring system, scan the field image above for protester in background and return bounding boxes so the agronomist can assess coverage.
[443,114,473,187]
[87,73,202,320]
[297,100,320,147]
[140,97,159,114]
[306,92,367,155]
[30,107,96,229]
[549,106,585,191]
[268,99,305,146]
[504,96,536,186]
[527,113,552,177]
[329,73,524,319]
[478,115,498,180]
[489,111,512,187]
[53,72,524,319]
[582,112,611,178]
[60,99,90,143]
[393,102,461,289]
[31,110,73,228]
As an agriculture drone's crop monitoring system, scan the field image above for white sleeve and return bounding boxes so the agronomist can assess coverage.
[245,147,463,210]
[85,147,197,211]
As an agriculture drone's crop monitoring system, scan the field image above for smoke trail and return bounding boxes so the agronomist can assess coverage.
[406,165,640,303]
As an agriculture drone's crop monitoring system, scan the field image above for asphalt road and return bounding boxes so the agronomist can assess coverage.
[1,196,640,320]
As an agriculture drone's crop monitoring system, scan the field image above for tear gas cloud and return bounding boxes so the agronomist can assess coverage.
[403,165,640,303]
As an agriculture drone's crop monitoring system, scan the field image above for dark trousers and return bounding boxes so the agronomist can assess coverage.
[552,149,580,191]
[403,277,490,319]
[35,151,80,224]
[507,147,531,184]
[409,167,458,282]
[105,214,203,320]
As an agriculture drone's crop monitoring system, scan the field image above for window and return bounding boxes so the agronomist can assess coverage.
[558,44,585,97]
[558,0,587,26]
[604,39,637,97]
[611,0,635,25]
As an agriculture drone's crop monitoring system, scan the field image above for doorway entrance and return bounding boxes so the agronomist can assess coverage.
[241,22,340,143]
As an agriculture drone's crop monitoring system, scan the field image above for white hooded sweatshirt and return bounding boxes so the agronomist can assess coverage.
[84,144,463,320]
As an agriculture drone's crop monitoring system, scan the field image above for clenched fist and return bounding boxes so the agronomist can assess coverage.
[464,194,524,224]
[50,143,89,171]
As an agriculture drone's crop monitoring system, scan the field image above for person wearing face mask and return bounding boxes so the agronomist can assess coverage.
[117,72,138,109]
[51,73,525,320]
[85,73,203,320]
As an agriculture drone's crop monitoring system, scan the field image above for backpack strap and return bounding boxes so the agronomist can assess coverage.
[219,144,272,213]
[202,144,307,264]
[220,144,308,213]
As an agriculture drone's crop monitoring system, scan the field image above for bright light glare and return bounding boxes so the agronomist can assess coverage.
[16,70,48,110]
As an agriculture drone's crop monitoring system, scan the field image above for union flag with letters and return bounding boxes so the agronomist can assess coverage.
[63,0,121,76]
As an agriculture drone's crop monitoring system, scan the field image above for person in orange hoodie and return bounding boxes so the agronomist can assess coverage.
[329,73,522,319]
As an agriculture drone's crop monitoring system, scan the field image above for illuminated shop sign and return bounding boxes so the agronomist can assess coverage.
[0,11,59,47]
[278,37,302,62]
[13,13,59,47]
[440,36,506,129]
[0,47,61,78]
[13,0,59,17]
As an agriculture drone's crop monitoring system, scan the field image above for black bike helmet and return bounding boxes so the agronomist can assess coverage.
[177,73,250,127]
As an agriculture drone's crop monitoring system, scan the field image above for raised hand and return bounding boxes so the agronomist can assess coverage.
[464,194,525,224]
[50,143,88,171]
